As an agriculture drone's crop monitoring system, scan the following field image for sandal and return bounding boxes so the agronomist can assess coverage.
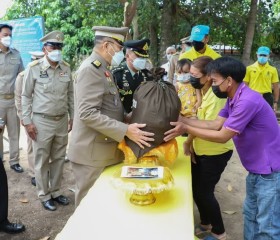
[203,233,227,240]
[195,224,212,235]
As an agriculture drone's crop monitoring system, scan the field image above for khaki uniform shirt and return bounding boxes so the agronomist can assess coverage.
[0,48,24,107]
[68,51,128,167]
[21,57,74,125]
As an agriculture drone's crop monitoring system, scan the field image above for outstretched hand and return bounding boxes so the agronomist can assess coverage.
[164,122,187,142]
[126,123,155,149]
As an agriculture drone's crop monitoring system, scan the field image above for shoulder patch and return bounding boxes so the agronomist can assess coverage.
[91,60,102,68]
[62,60,70,67]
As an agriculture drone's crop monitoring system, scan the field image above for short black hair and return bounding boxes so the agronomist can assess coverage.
[0,24,13,32]
[206,56,246,83]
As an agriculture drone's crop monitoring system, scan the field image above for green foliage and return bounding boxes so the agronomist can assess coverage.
[2,0,280,68]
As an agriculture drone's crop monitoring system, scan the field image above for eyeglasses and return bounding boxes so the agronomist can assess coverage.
[258,54,268,57]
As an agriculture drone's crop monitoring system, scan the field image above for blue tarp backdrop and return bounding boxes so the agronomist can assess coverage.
[1,16,45,68]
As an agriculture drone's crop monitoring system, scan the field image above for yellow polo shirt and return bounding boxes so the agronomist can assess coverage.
[243,61,279,94]
[193,88,234,156]
[179,45,221,61]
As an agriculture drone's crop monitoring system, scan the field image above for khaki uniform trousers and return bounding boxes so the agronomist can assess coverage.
[32,113,68,202]
[71,162,104,208]
[0,104,20,165]
[26,133,34,177]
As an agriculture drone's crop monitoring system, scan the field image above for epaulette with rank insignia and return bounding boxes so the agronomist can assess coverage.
[62,60,70,67]
[91,60,102,68]
[29,60,40,67]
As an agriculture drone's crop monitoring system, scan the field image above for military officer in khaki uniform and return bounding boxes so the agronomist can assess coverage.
[0,24,24,173]
[22,31,74,211]
[68,26,155,207]
[14,51,45,186]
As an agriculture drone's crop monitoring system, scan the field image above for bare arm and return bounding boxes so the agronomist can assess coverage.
[185,124,236,143]
[179,115,226,131]
[272,82,279,112]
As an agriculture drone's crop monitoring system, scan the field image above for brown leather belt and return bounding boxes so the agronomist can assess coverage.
[34,113,65,121]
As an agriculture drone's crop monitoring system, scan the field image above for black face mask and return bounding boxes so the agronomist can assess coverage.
[192,41,205,52]
[190,76,205,89]
[212,82,228,99]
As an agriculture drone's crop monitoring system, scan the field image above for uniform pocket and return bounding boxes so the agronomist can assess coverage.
[36,78,50,93]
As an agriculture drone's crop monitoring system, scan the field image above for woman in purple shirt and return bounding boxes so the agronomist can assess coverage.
[165,56,280,240]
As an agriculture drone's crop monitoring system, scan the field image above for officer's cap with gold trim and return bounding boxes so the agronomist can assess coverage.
[40,30,64,44]
[92,26,128,46]
[124,39,150,58]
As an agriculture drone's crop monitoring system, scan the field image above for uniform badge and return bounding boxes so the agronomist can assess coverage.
[60,72,68,77]
[40,70,48,78]
[91,60,101,68]
[105,71,113,86]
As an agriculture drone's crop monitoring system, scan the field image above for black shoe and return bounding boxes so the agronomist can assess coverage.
[10,164,24,173]
[42,199,56,211]
[31,177,36,186]
[53,195,69,205]
[0,220,25,234]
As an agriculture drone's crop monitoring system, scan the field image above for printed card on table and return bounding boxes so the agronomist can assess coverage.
[121,166,164,179]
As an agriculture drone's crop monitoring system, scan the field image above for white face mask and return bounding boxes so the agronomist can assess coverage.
[132,58,147,70]
[177,73,191,83]
[46,49,62,62]
[166,54,172,61]
[1,36,12,47]
[108,44,124,67]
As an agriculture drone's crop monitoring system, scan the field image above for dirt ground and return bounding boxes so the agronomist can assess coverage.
[1,130,247,240]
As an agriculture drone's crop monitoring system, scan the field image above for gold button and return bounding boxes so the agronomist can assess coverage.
[105,138,108,141]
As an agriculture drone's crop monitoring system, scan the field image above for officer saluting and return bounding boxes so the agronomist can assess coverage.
[112,39,152,113]
[22,31,74,211]
[68,26,154,207]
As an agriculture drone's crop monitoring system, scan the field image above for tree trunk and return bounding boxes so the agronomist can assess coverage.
[159,0,179,65]
[149,21,159,67]
[241,0,258,66]
[122,0,138,40]
[132,12,139,40]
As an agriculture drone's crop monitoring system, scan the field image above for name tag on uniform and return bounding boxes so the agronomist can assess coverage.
[40,70,48,78]
[60,72,68,77]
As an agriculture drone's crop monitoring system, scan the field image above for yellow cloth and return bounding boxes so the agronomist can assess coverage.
[179,44,221,61]
[193,88,234,155]
[118,138,178,167]
[55,137,195,240]
[177,82,197,117]
[243,61,279,94]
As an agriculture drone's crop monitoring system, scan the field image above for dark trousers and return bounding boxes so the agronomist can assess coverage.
[192,150,233,235]
[0,157,8,223]
[263,92,273,107]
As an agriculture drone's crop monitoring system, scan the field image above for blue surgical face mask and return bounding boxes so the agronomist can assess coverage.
[177,73,191,83]
[258,56,268,65]
[108,44,124,67]
[185,46,192,52]
[132,58,147,70]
